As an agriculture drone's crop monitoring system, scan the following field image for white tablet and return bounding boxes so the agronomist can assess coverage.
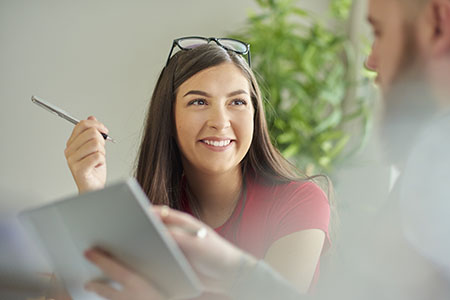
[19,178,202,300]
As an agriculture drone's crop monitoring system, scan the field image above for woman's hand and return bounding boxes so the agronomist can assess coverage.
[153,206,256,294]
[84,249,166,300]
[64,116,108,193]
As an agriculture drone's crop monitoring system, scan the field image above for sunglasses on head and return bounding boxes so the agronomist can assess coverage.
[165,36,251,67]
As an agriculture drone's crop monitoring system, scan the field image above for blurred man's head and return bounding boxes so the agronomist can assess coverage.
[366,0,450,165]
[366,0,450,94]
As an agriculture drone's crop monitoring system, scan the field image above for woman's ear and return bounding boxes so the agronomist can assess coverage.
[431,0,450,56]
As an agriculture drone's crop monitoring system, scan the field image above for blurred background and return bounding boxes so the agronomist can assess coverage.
[0,0,375,207]
[1,0,387,298]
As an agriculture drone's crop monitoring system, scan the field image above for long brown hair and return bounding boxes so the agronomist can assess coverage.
[135,44,312,209]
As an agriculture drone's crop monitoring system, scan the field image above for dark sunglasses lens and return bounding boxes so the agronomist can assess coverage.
[177,38,208,49]
[219,39,248,53]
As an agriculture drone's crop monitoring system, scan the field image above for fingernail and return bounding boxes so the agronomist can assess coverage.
[160,205,170,218]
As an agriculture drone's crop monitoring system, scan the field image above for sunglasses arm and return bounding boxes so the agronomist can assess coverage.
[165,41,177,67]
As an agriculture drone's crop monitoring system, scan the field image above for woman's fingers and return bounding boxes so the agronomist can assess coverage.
[153,206,203,229]
[84,248,166,300]
[66,135,106,164]
[70,151,106,175]
[66,118,108,147]
[65,127,105,158]
[85,281,118,300]
[153,206,214,261]
[64,116,109,193]
[65,120,107,171]
[84,249,136,287]
[152,206,212,254]
[151,206,247,294]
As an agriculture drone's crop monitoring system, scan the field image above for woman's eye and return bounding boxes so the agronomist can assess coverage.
[231,99,247,106]
[189,99,207,106]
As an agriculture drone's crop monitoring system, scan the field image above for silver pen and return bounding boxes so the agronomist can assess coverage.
[31,95,116,143]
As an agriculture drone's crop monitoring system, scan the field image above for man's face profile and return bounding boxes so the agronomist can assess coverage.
[366,0,421,94]
[366,0,429,164]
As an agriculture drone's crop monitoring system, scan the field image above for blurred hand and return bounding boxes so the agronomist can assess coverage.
[153,206,256,294]
[84,249,165,300]
[64,116,108,193]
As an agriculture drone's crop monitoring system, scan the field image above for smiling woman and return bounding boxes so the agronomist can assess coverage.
[64,40,331,299]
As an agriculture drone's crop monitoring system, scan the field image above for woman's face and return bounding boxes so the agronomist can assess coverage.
[174,62,255,176]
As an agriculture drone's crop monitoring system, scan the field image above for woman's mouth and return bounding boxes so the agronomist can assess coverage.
[199,139,234,151]
[201,139,232,147]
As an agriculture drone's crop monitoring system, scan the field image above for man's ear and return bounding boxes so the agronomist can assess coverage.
[431,0,450,56]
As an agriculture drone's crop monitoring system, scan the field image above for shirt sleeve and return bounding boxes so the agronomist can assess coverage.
[268,181,331,251]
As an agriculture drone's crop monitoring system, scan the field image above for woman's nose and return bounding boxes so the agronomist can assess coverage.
[207,106,231,130]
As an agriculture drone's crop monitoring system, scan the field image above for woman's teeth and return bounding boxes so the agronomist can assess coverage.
[203,140,231,147]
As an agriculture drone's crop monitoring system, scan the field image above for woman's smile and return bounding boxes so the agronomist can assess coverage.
[200,137,235,152]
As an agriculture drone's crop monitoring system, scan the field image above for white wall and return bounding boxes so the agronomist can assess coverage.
[0,0,330,213]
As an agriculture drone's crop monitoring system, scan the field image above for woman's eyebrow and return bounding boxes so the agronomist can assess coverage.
[183,90,211,97]
[227,89,248,97]
[183,89,248,97]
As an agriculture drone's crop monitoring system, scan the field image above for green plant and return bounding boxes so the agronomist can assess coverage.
[330,0,353,20]
[232,0,371,174]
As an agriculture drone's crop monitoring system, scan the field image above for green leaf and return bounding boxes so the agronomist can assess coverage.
[282,143,300,158]
[277,131,297,144]
[292,7,308,17]
[314,110,343,134]
[327,134,351,159]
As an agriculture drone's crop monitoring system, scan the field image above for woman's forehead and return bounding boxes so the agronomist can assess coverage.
[177,63,251,97]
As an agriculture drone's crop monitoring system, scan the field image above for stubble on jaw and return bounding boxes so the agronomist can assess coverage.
[379,15,430,166]
[390,23,420,88]
[392,0,429,74]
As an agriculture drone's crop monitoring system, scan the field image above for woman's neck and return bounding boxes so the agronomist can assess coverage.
[184,166,243,228]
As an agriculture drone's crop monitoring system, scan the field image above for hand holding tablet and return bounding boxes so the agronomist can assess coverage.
[19,179,202,300]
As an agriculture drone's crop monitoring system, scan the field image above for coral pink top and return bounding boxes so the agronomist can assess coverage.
[181,170,331,298]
